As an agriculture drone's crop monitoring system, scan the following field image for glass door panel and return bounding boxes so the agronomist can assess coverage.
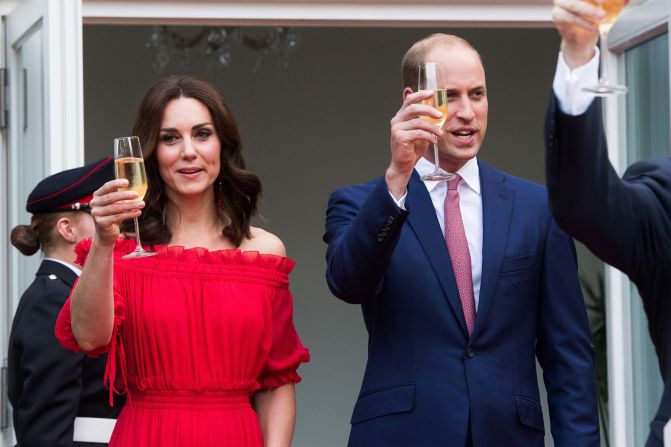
[624,31,669,447]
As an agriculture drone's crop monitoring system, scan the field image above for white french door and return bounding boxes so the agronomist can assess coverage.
[1,1,84,445]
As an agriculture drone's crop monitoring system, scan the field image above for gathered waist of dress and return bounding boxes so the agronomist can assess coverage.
[129,389,252,410]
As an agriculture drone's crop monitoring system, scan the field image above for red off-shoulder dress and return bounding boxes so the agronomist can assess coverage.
[55,238,310,446]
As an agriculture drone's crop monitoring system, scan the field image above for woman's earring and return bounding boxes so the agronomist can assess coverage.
[216,179,223,215]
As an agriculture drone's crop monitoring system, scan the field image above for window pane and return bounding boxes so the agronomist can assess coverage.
[626,33,670,160]
[625,31,669,447]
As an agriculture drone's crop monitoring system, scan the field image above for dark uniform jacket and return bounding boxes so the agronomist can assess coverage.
[545,95,671,447]
[8,260,124,447]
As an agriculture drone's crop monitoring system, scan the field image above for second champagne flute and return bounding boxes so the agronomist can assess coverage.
[114,136,157,259]
[582,0,628,96]
[418,62,454,181]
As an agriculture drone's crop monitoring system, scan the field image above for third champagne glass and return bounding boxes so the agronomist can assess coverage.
[114,136,157,259]
[582,0,628,96]
[418,62,455,181]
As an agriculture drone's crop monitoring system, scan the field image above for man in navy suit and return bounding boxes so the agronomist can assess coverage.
[323,34,600,446]
[546,1,671,445]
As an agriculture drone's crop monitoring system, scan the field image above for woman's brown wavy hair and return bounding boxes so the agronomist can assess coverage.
[122,75,261,247]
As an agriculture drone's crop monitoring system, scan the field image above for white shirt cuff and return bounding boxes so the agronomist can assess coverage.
[553,48,600,116]
[389,191,407,210]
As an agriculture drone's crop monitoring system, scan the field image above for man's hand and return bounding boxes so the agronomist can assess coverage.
[553,0,609,69]
[386,90,443,200]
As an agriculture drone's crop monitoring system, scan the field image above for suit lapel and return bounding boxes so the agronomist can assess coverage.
[406,171,468,337]
[471,161,514,339]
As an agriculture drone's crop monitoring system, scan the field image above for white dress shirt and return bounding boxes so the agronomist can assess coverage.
[553,48,600,116]
[391,157,483,309]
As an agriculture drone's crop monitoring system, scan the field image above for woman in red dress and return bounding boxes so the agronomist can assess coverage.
[55,76,309,446]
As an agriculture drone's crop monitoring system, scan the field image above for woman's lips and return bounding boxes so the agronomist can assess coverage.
[177,168,203,178]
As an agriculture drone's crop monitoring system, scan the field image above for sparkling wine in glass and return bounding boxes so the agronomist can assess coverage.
[114,136,156,259]
[418,62,455,181]
[582,0,628,96]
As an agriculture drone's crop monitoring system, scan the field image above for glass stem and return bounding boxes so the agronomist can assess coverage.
[133,217,142,251]
[599,29,610,85]
[432,143,441,173]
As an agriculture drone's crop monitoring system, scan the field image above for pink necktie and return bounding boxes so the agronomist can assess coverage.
[444,175,476,336]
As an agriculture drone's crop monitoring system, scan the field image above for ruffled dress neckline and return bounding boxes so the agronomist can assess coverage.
[74,237,295,275]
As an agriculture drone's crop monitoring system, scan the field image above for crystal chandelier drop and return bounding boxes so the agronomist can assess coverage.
[146,26,300,73]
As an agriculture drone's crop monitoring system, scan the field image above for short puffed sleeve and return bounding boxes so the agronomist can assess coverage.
[258,285,310,389]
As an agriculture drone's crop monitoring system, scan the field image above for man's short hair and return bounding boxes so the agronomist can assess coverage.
[401,34,484,90]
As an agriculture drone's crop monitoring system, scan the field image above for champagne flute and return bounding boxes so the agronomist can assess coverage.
[113,136,156,259]
[418,62,455,181]
[582,0,628,96]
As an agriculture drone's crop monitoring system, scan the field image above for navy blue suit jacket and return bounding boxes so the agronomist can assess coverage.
[546,95,671,447]
[324,160,600,447]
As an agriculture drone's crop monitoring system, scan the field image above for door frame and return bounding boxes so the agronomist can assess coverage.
[605,1,670,446]
[1,1,83,445]
[81,0,553,27]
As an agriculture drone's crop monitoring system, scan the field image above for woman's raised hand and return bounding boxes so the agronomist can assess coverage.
[89,179,144,245]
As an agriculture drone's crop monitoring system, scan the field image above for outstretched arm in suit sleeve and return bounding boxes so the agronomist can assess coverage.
[324,178,409,304]
[536,217,600,447]
[545,96,631,269]
[545,95,667,283]
[15,291,84,447]
[545,0,666,281]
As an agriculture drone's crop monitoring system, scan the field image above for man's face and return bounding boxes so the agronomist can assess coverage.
[424,44,488,173]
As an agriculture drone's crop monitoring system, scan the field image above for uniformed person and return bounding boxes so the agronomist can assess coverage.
[8,157,125,447]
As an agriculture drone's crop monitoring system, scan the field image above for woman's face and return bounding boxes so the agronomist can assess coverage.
[156,97,221,202]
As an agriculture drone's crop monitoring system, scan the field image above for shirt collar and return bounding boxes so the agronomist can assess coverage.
[415,156,481,195]
[43,257,82,276]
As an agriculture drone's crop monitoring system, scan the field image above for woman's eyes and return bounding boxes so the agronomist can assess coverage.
[159,129,213,144]
[195,129,212,139]
[160,134,178,144]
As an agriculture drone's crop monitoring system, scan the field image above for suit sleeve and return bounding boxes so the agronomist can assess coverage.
[14,290,83,447]
[545,93,663,284]
[536,217,600,447]
[323,178,409,304]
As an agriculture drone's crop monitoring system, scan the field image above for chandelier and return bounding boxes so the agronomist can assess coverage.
[146,26,300,73]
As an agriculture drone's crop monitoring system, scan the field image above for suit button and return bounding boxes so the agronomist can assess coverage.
[466,348,475,358]
[387,216,395,224]
[377,234,384,242]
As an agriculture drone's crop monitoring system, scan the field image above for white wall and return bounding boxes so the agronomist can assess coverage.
[82,25,601,447]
